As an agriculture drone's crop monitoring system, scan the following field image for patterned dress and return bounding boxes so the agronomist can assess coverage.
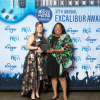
[47,36,66,77]
[21,34,48,96]
[45,34,73,76]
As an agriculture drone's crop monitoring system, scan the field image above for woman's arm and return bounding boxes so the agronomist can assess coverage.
[26,34,37,50]
[47,48,64,53]
[53,48,64,53]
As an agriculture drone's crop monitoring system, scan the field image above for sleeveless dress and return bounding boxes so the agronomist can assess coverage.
[21,34,48,96]
[47,36,66,77]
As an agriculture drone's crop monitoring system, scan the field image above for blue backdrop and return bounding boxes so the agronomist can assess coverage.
[0,0,100,90]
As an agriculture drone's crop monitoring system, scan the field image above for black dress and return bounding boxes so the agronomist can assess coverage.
[47,36,66,77]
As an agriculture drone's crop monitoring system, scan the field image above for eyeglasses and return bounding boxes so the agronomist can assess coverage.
[54,26,62,30]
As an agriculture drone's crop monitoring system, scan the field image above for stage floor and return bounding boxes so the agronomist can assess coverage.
[0,91,100,100]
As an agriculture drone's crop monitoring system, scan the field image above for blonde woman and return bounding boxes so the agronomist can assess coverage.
[21,22,47,100]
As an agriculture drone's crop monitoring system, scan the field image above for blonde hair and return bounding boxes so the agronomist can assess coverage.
[34,22,43,39]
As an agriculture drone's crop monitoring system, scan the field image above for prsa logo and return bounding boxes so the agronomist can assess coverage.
[24,35,29,40]
[82,46,91,52]
[22,27,31,33]
[5,63,17,70]
[71,37,81,43]
[21,64,24,69]
[95,64,100,70]
[86,55,97,62]
[96,45,100,50]
[96,27,100,32]
[83,28,92,34]
[5,26,16,33]
[82,64,91,70]
[73,56,81,62]
[69,66,77,71]
[10,35,20,42]
[11,55,20,61]
[21,45,27,51]
[5,44,17,51]
[72,48,78,52]
[67,27,78,34]
[43,29,47,32]
[85,36,97,43]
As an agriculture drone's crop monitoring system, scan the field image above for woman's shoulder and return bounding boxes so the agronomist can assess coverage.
[62,34,70,38]
[43,34,47,40]
[48,34,54,37]
[59,34,71,41]
[29,34,34,37]
[28,34,34,40]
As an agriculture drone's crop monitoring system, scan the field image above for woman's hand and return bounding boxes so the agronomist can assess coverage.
[38,47,43,53]
[47,48,55,53]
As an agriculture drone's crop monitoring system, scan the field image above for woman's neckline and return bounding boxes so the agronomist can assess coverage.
[54,34,62,37]
[37,33,43,37]
[38,35,43,37]
[54,35,59,38]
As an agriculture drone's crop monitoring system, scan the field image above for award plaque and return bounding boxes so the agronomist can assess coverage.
[40,43,52,50]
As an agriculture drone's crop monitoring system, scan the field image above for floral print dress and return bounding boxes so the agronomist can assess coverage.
[45,34,73,76]
[21,34,48,96]
[47,36,66,77]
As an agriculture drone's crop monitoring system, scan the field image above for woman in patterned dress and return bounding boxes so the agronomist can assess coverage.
[45,23,73,100]
[21,22,48,100]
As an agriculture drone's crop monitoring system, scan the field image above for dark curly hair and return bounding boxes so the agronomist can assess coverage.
[52,22,66,34]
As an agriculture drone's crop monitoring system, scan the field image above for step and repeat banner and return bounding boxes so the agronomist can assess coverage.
[0,0,100,90]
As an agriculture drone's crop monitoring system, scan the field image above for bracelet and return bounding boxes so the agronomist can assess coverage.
[37,47,39,50]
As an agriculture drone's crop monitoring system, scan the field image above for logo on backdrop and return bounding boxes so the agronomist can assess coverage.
[72,48,78,52]
[21,64,24,69]
[96,27,100,32]
[67,27,78,34]
[83,28,92,34]
[5,26,16,33]
[10,35,20,42]
[43,29,47,32]
[11,55,20,61]
[95,64,100,70]
[69,66,77,71]
[85,36,97,43]
[73,56,81,62]
[21,45,27,51]
[71,37,81,43]
[5,44,17,51]
[82,46,91,52]
[24,35,29,40]
[86,55,97,62]
[5,63,17,70]
[96,45,100,50]
[22,27,31,33]
[36,6,52,23]
[82,64,91,70]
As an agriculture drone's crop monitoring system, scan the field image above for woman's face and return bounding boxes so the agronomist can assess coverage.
[54,24,62,36]
[36,24,43,33]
